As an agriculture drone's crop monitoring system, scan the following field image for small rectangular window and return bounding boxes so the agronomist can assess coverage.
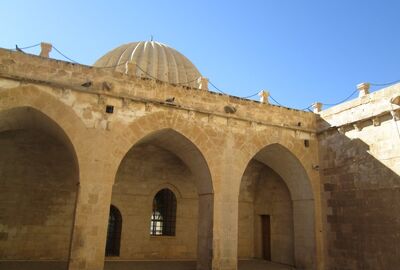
[304,140,310,147]
[106,105,114,114]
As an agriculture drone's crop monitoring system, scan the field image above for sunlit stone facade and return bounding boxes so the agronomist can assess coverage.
[0,42,399,270]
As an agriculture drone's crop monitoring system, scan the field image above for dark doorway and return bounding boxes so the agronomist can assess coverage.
[261,215,271,260]
[105,205,122,256]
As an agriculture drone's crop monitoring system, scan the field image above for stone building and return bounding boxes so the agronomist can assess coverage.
[0,41,399,270]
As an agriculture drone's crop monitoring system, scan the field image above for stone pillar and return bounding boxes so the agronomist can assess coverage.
[390,95,400,106]
[198,77,209,91]
[125,61,137,76]
[357,82,370,97]
[40,42,52,58]
[211,147,241,270]
[293,199,316,269]
[212,193,239,270]
[197,193,214,270]
[68,167,114,270]
[312,102,323,113]
[258,90,269,104]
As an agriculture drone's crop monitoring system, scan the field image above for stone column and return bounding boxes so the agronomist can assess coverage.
[67,165,114,270]
[259,90,269,104]
[198,77,209,91]
[40,42,52,58]
[197,193,214,270]
[357,82,370,97]
[312,102,322,113]
[212,192,239,270]
[293,199,316,269]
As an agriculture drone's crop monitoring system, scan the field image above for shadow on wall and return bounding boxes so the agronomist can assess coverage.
[238,143,316,270]
[0,107,79,269]
[319,117,400,270]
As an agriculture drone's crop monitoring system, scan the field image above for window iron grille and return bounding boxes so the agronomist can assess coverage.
[150,188,177,236]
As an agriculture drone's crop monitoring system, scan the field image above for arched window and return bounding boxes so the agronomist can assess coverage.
[105,205,122,256]
[150,189,177,236]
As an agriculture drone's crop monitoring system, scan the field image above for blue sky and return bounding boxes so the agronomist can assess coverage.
[1,0,399,110]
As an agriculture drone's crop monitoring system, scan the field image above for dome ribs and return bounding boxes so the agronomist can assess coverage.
[93,41,202,89]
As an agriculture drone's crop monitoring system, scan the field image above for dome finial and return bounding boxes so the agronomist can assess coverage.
[150,35,154,41]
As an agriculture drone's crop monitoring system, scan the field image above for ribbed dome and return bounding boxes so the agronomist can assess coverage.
[94,41,203,88]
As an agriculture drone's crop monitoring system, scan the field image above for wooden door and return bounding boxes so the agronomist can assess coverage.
[261,215,271,260]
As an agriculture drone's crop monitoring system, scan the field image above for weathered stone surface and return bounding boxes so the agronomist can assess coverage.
[0,45,398,270]
[318,85,400,270]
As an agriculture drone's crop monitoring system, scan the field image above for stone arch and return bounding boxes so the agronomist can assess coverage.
[0,85,88,176]
[110,111,216,195]
[252,143,314,201]
[235,130,316,197]
[0,89,83,267]
[238,133,316,269]
[149,183,183,201]
[109,112,215,270]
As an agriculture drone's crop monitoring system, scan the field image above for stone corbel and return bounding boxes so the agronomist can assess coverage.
[337,126,346,134]
[353,122,362,131]
[390,110,400,121]
[372,117,381,126]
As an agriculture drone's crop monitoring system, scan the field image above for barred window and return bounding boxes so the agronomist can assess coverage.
[150,189,177,236]
[105,205,122,256]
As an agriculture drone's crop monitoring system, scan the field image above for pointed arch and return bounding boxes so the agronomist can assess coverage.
[0,85,88,181]
[252,143,314,201]
[0,97,80,262]
[106,205,122,256]
[110,116,215,269]
[239,142,316,269]
[110,111,217,195]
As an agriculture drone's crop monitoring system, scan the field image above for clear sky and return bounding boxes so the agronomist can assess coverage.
[1,0,399,110]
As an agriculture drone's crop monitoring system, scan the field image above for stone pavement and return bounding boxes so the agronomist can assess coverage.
[0,260,294,270]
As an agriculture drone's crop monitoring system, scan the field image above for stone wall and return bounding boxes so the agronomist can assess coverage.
[0,129,77,260]
[318,85,400,270]
[0,48,322,270]
[0,48,316,134]
[111,144,198,260]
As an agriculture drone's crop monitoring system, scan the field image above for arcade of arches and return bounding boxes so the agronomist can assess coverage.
[0,98,317,270]
[1,43,399,270]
